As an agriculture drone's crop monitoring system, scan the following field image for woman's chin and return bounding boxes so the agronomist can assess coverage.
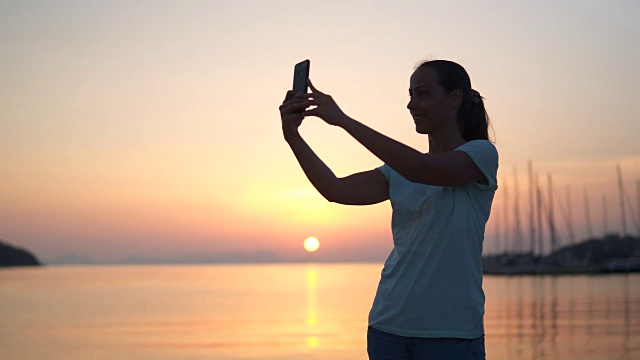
[415,125,429,134]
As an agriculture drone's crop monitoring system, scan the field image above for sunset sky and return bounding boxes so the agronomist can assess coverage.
[1,1,639,264]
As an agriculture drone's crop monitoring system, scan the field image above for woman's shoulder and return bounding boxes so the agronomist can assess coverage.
[455,139,498,158]
[455,140,499,190]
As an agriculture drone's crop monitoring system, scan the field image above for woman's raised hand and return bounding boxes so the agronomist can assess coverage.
[279,90,306,138]
[302,80,349,127]
[280,80,349,140]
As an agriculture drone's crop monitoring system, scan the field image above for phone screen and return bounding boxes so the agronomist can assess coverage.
[293,59,310,93]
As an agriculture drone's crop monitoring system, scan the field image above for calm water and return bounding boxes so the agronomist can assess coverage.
[0,264,638,360]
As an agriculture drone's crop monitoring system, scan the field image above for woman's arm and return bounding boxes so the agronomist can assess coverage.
[339,117,484,187]
[299,82,485,187]
[280,91,389,205]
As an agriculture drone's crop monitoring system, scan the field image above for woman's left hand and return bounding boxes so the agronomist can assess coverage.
[300,80,350,127]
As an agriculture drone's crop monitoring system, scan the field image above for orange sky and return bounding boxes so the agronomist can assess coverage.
[1,1,639,263]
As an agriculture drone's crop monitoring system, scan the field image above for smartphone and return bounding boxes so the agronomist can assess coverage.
[292,59,310,93]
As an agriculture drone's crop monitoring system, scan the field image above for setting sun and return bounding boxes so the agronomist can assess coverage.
[303,237,320,252]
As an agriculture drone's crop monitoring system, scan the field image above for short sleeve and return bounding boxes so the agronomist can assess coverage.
[376,163,391,181]
[455,140,499,190]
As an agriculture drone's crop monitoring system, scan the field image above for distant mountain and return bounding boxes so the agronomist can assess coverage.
[0,240,41,267]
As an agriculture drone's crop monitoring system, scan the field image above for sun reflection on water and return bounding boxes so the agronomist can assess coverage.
[305,265,319,347]
[305,335,319,348]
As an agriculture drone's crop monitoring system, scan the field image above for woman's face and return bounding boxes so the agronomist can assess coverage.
[407,67,460,135]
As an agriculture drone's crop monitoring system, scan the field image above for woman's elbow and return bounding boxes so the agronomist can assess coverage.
[317,186,343,203]
[323,193,340,203]
[324,190,351,204]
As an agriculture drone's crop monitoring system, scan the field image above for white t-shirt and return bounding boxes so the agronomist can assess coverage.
[368,139,498,338]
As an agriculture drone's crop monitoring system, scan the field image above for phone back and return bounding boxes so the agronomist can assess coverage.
[293,60,310,93]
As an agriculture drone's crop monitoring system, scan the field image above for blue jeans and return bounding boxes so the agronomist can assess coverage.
[367,326,486,360]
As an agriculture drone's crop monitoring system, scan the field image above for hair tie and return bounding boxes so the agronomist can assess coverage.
[469,89,481,104]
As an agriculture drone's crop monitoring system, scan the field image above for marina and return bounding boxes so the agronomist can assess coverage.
[483,162,640,275]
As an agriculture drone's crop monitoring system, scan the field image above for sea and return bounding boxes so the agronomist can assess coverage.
[1,264,638,360]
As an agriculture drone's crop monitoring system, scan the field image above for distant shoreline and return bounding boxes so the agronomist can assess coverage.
[5,235,640,275]
[483,234,640,275]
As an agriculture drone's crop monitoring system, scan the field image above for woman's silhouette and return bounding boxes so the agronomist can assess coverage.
[280,60,497,360]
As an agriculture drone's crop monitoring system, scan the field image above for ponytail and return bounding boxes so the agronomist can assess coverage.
[458,88,490,141]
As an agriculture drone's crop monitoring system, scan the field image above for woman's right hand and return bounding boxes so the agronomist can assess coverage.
[279,90,308,140]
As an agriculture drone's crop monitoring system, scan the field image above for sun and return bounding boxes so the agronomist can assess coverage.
[303,237,320,252]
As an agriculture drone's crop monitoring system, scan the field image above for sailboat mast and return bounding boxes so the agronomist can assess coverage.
[548,174,558,253]
[603,194,608,236]
[566,186,576,244]
[503,178,510,254]
[528,161,535,255]
[617,164,627,235]
[584,188,593,239]
[495,201,501,254]
[513,167,523,253]
[536,175,544,256]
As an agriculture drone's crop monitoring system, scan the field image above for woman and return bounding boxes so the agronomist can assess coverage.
[279,60,497,360]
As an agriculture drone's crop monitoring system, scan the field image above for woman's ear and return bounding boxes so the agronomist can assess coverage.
[449,88,463,110]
